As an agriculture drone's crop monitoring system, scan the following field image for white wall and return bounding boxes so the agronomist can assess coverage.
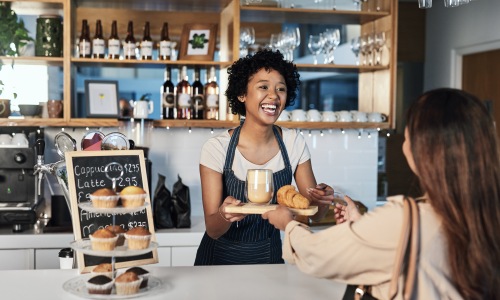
[424,0,500,90]
[43,126,379,218]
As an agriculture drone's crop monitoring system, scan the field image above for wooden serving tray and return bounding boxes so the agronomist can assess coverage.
[224,204,318,216]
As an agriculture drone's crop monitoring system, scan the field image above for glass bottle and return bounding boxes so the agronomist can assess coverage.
[161,67,176,119]
[78,19,91,58]
[204,66,219,120]
[159,22,171,61]
[140,21,153,60]
[192,67,204,119]
[176,66,192,119]
[108,20,120,59]
[124,21,137,59]
[92,19,105,58]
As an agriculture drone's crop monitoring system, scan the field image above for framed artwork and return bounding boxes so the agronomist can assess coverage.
[178,23,218,61]
[84,80,119,118]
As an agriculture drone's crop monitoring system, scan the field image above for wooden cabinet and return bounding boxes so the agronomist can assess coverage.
[0,0,396,130]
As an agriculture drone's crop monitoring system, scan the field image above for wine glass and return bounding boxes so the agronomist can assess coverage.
[374,32,386,65]
[308,33,324,65]
[350,37,361,65]
[245,169,274,205]
[240,27,255,58]
[323,28,340,64]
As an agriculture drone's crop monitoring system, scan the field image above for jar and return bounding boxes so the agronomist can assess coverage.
[35,15,63,57]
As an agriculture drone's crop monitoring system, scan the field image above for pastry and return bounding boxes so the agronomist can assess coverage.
[107,225,126,246]
[277,185,310,209]
[89,188,119,208]
[119,186,147,207]
[124,226,152,250]
[126,267,149,288]
[86,275,114,295]
[115,271,142,295]
[91,263,115,279]
[89,228,118,251]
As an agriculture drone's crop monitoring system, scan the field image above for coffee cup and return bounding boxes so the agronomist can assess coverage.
[352,111,368,122]
[131,100,154,119]
[0,99,11,118]
[321,111,337,122]
[368,112,388,122]
[39,102,49,118]
[0,134,12,145]
[291,109,307,122]
[11,133,28,147]
[277,110,290,122]
[47,99,63,118]
[307,109,322,122]
[335,110,353,122]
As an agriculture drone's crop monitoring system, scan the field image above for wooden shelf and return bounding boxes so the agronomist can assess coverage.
[0,56,64,66]
[276,121,390,130]
[71,58,232,68]
[0,118,66,127]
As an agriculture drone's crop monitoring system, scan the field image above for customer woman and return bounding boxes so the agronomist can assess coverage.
[194,49,334,265]
[263,88,500,299]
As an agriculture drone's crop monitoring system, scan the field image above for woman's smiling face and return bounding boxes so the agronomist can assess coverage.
[240,68,287,124]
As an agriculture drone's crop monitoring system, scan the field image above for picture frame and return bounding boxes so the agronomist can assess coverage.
[84,80,119,118]
[178,23,218,61]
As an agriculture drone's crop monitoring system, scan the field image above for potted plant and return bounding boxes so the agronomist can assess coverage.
[0,2,33,57]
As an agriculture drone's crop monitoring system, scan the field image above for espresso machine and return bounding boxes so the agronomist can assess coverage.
[0,127,45,232]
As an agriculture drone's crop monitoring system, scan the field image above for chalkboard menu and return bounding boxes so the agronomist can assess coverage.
[65,150,158,273]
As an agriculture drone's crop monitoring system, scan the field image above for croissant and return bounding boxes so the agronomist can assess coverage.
[277,185,310,209]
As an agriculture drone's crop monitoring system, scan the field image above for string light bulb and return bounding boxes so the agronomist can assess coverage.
[188,127,192,133]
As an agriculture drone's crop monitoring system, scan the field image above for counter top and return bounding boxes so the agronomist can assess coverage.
[0,264,346,300]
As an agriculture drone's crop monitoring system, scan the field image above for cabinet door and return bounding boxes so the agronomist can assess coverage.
[171,246,198,267]
[156,247,172,267]
[0,249,34,270]
[35,249,63,270]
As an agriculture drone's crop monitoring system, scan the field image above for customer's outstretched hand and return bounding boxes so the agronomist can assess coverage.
[333,195,362,224]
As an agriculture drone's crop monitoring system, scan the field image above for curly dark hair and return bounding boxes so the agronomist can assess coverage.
[225,49,301,116]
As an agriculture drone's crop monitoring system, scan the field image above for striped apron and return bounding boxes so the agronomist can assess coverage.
[194,125,293,265]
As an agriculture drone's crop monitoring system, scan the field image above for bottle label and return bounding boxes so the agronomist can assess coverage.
[193,94,204,110]
[92,39,105,55]
[177,93,191,108]
[79,40,91,56]
[140,41,153,57]
[206,94,219,108]
[159,41,172,57]
[163,92,175,108]
[123,42,136,58]
[108,39,120,56]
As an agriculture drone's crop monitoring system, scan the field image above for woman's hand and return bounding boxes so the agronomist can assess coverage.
[262,205,294,231]
[219,196,246,223]
[333,195,362,224]
[306,183,334,207]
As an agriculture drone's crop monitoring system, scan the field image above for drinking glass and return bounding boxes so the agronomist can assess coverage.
[245,169,274,205]
[374,32,386,65]
[308,33,325,65]
[350,37,361,65]
[240,27,255,58]
[323,28,340,64]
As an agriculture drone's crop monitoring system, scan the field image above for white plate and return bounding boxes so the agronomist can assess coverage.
[78,202,149,214]
[63,275,163,299]
[70,239,158,257]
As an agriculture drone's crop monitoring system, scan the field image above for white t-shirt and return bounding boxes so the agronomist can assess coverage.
[199,127,311,181]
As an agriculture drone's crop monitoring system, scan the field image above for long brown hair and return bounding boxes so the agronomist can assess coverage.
[406,88,500,299]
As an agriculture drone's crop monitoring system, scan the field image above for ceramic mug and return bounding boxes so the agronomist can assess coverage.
[131,100,154,119]
[277,110,291,121]
[307,109,322,122]
[39,102,49,118]
[352,111,368,122]
[291,109,307,122]
[0,99,11,118]
[47,99,63,118]
[335,110,353,122]
[321,111,337,122]
[368,112,388,122]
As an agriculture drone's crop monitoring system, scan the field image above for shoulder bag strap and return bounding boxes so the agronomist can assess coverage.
[388,197,420,300]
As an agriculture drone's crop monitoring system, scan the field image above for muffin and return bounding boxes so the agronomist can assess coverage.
[89,228,118,251]
[90,188,119,208]
[119,186,147,207]
[107,225,126,246]
[124,226,152,250]
[91,263,115,279]
[114,271,142,295]
[126,267,149,288]
[86,275,114,295]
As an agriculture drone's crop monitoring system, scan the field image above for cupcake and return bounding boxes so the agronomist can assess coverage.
[114,271,142,295]
[90,188,119,208]
[126,267,149,288]
[91,263,115,279]
[119,186,147,207]
[86,275,114,295]
[107,225,126,246]
[124,226,152,250]
[89,228,118,251]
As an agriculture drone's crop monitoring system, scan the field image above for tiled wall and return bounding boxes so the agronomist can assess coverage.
[44,127,379,217]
